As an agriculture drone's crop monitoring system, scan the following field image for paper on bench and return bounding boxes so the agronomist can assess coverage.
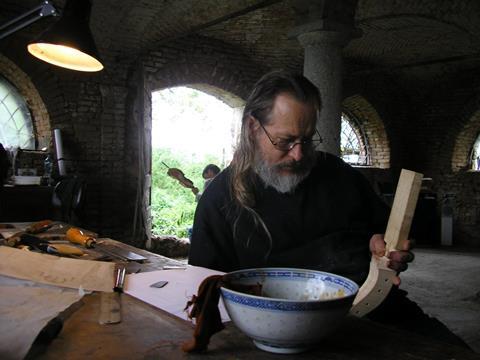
[0,275,84,360]
[0,246,115,292]
[124,265,230,322]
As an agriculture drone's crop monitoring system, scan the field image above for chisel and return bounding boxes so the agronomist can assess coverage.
[66,227,147,262]
[5,233,84,256]
[99,267,125,325]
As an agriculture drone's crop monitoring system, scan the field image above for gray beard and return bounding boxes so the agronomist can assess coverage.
[254,152,315,194]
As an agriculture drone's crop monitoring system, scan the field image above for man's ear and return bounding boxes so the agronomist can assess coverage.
[247,116,259,135]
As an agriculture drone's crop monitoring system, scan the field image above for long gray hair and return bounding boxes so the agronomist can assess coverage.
[229,71,322,251]
[230,70,321,209]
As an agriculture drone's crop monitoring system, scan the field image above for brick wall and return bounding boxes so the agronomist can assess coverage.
[1,28,479,248]
[343,94,390,168]
[0,35,131,240]
[412,72,480,247]
[120,35,265,245]
[347,71,480,248]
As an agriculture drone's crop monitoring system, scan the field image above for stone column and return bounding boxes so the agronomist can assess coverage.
[289,1,359,156]
[298,31,350,156]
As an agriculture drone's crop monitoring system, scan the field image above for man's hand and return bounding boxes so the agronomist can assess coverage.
[369,234,415,285]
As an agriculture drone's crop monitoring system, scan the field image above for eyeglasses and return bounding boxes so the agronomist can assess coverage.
[255,118,323,152]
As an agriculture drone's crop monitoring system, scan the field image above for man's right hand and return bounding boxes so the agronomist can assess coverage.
[369,234,414,285]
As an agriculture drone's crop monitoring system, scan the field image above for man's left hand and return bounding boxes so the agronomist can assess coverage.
[369,234,415,285]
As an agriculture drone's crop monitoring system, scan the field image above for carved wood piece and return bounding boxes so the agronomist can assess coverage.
[351,169,423,317]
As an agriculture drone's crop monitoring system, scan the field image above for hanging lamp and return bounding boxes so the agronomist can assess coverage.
[27,0,103,72]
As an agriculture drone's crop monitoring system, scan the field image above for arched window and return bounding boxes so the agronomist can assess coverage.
[470,134,480,171]
[341,112,370,166]
[0,75,35,149]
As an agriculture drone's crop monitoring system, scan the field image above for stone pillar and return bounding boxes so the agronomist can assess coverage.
[289,0,359,156]
[298,31,350,156]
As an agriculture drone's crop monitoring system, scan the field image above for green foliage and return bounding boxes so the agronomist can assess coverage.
[151,148,222,238]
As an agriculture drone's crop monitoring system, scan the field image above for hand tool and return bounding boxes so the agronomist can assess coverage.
[3,219,58,244]
[5,233,84,257]
[25,219,55,234]
[99,267,125,325]
[66,227,96,248]
[66,227,147,262]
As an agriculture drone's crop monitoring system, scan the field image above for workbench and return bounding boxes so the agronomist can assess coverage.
[34,291,479,359]
[24,243,479,360]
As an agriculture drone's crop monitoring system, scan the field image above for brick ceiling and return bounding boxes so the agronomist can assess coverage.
[1,0,480,90]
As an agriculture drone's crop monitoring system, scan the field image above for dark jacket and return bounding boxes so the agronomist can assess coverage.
[189,152,388,285]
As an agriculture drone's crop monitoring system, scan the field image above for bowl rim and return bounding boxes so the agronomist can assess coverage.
[220,267,359,304]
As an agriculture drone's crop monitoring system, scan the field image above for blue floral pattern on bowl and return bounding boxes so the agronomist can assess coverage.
[220,267,359,354]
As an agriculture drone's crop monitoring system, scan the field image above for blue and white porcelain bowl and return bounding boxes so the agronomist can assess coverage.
[220,268,359,354]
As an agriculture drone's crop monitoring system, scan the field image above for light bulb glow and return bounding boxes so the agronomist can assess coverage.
[28,43,103,72]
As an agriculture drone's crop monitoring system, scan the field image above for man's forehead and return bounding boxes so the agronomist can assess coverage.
[268,93,317,130]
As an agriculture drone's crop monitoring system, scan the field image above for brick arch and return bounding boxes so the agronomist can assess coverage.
[145,35,265,103]
[342,94,390,169]
[0,53,51,148]
[147,59,251,105]
[451,109,480,172]
[145,59,252,156]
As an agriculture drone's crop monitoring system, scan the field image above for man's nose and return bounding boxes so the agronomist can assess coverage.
[288,143,303,162]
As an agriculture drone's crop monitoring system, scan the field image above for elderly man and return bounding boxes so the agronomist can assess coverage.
[189,71,468,347]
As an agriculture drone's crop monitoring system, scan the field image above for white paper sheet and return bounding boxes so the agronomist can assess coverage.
[0,275,84,360]
[0,246,115,292]
[124,265,230,322]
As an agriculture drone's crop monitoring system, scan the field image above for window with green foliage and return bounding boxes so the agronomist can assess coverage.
[0,75,35,149]
[151,148,223,238]
[151,86,239,238]
[341,112,369,166]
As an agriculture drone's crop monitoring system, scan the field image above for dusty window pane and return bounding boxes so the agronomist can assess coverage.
[341,113,369,166]
[471,136,480,171]
[0,76,34,150]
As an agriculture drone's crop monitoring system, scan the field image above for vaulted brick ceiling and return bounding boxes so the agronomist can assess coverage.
[1,0,479,90]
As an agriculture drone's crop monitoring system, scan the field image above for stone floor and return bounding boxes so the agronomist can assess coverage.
[400,247,480,353]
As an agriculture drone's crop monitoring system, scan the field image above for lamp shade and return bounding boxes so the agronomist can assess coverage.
[27,0,103,72]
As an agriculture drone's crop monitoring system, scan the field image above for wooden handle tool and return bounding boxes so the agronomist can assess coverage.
[66,227,96,248]
[350,169,423,317]
[25,220,54,234]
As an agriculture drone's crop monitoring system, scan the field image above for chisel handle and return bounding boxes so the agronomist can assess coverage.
[26,220,54,234]
[66,228,96,248]
[48,244,84,256]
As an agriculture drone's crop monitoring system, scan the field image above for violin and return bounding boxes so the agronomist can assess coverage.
[163,162,196,189]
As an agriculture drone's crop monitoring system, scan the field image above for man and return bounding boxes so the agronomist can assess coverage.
[192,164,221,202]
[189,71,468,347]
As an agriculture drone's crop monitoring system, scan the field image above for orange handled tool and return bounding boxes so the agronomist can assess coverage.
[66,227,96,248]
